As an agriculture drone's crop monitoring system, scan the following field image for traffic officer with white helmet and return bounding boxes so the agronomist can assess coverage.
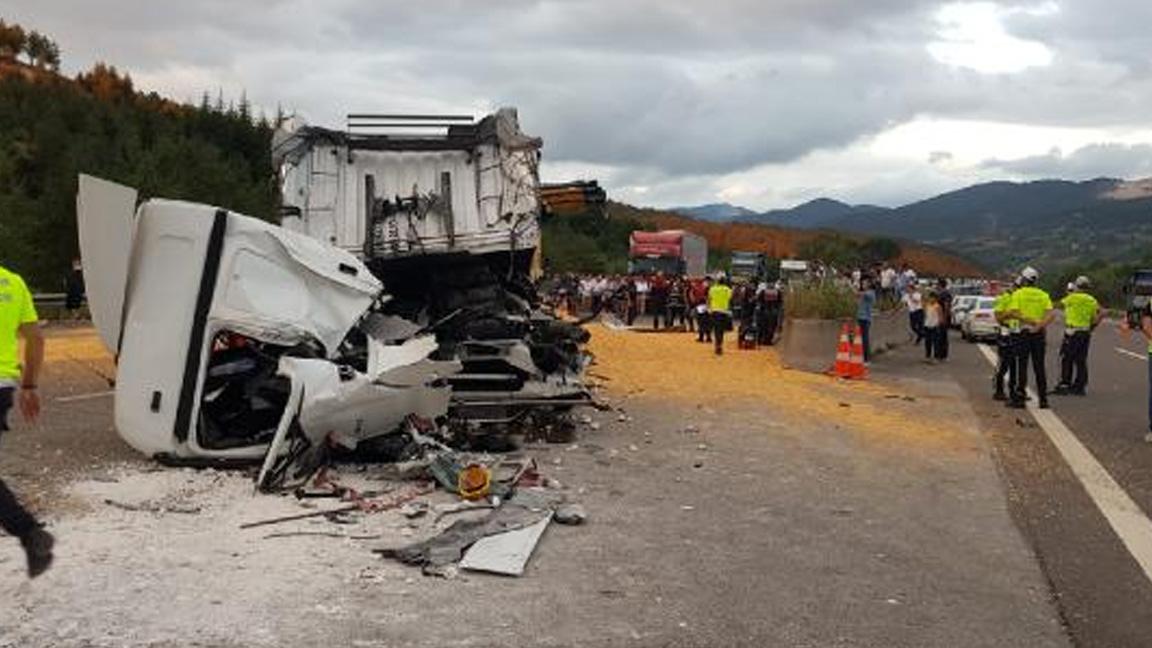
[1053,275,1102,396]
[1006,267,1055,409]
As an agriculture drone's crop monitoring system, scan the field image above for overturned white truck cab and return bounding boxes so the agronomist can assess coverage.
[77,175,459,488]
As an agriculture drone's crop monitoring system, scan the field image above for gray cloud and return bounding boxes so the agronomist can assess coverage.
[5,0,1152,206]
[981,143,1152,178]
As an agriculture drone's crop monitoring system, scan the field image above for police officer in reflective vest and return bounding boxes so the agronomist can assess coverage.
[992,280,1019,401]
[0,264,54,577]
[1053,275,1102,396]
[1007,267,1055,409]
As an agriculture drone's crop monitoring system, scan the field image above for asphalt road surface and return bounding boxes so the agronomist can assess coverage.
[940,320,1152,648]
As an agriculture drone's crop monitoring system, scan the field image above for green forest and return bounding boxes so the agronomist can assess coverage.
[0,21,278,290]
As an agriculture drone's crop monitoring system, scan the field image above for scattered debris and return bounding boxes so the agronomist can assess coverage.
[434,502,499,523]
[239,483,434,529]
[459,513,553,576]
[104,498,201,515]
[399,502,430,519]
[377,490,561,568]
[554,503,587,526]
[263,531,383,540]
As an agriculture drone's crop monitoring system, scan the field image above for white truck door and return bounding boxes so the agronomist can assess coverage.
[76,174,138,353]
[114,202,223,456]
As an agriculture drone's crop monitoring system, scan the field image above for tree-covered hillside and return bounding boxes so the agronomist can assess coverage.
[0,21,278,289]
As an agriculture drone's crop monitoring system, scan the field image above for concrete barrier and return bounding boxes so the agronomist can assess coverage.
[779,310,909,373]
[870,309,909,353]
[778,317,845,373]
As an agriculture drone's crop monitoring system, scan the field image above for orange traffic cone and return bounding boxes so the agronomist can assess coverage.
[832,323,853,378]
[849,324,868,380]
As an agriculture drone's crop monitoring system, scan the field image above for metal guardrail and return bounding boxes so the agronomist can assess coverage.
[33,293,68,308]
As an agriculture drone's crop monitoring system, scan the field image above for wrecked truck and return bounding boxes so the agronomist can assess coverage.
[273,108,591,442]
[77,174,463,489]
[76,110,590,487]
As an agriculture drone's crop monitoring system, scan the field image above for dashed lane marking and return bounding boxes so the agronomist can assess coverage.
[977,343,1152,586]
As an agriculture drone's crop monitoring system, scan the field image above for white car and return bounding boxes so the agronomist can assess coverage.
[950,295,979,329]
[961,297,1000,341]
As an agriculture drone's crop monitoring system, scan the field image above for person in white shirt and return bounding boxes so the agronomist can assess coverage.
[902,283,925,345]
[881,266,897,300]
[634,276,651,321]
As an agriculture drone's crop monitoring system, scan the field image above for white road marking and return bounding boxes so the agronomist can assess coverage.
[1115,347,1148,362]
[977,343,1152,585]
[55,390,114,403]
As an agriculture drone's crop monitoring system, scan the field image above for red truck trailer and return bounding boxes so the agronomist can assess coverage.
[628,230,708,277]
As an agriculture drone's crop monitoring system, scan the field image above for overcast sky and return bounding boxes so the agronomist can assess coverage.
[7,0,1152,210]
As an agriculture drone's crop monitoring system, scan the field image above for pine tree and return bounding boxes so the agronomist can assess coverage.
[25,30,50,67]
[0,20,26,60]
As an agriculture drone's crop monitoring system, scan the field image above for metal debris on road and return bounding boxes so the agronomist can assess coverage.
[554,503,587,525]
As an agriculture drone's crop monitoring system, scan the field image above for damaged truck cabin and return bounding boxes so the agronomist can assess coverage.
[75,108,590,486]
[76,175,460,488]
[273,108,591,444]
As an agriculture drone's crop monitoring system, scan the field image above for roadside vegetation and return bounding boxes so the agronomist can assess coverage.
[1042,255,1152,308]
[540,206,652,274]
[0,21,278,289]
[785,281,858,320]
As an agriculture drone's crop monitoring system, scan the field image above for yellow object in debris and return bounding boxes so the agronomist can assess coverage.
[458,464,492,501]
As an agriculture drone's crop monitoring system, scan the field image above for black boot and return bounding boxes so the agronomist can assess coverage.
[21,527,54,579]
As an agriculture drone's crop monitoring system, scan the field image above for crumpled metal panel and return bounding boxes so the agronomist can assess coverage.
[278,356,454,450]
[210,216,381,355]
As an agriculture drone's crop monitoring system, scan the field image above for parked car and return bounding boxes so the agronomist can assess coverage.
[961,297,1000,341]
[950,295,979,329]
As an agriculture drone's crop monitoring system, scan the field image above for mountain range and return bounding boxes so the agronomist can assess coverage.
[672,178,1152,272]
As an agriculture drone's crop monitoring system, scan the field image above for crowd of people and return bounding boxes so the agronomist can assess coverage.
[544,272,785,355]
[847,263,950,364]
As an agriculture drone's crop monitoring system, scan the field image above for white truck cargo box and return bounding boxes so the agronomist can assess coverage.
[274,108,542,262]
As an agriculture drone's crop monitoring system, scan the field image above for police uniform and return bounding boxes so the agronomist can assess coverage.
[1055,290,1099,395]
[1010,284,1053,408]
[993,290,1019,400]
[708,282,734,355]
[0,266,43,548]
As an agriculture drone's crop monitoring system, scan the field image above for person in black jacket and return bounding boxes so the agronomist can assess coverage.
[64,257,85,319]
